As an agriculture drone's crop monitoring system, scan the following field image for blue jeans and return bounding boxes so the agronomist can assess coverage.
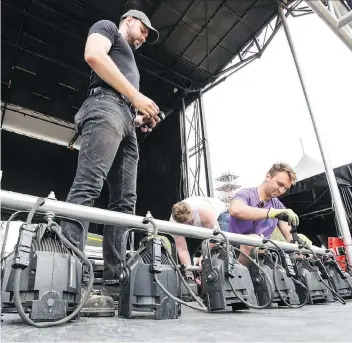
[61,89,138,285]
[186,210,230,258]
[217,211,230,232]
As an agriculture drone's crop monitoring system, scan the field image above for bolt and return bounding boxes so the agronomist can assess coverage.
[15,257,20,262]
[47,299,54,307]
[26,260,29,265]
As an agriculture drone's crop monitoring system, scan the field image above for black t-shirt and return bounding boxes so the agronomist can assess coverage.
[87,20,140,92]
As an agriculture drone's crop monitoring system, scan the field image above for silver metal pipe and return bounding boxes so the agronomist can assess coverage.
[337,7,352,28]
[0,189,328,255]
[327,0,335,16]
[334,1,352,35]
[278,7,352,265]
[305,0,352,52]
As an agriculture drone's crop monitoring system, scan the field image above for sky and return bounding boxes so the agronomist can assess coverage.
[199,11,352,189]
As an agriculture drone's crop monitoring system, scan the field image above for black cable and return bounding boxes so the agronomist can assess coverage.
[13,223,94,327]
[158,240,208,312]
[302,244,346,305]
[202,230,274,309]
[1,211,30,262]
[142,216,207,312]
[263,238,309,308]
[12,197,95,327]
[26,198,45,224]
[225,245,275,309]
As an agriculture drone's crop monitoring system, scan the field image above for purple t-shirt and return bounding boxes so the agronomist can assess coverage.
[229,187,285,238]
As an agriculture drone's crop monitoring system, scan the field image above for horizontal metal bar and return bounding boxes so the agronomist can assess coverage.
[337,9,352,28]
[0,189,329,255]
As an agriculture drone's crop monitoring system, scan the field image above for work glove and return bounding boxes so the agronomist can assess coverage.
[267,208,299,227]
[297,234,312,247]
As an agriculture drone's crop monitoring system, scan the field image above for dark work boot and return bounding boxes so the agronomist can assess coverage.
[80,288,115,317]
[101,284,120,310]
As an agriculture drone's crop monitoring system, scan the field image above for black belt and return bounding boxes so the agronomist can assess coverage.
[88,87,135,112]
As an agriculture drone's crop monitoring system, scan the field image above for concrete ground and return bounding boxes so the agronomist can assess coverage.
[1,301,351,342]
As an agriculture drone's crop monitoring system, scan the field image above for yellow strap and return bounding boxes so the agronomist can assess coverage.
[87,236,103,242]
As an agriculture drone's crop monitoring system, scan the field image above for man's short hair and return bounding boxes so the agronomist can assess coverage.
[268,162,297,183]
[171,202,192,223]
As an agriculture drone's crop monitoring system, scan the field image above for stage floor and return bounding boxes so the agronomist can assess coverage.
[1,301,351,342]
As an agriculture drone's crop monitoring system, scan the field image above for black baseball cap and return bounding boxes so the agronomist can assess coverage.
[120,9,159,44]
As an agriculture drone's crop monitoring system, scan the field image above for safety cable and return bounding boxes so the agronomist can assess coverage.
[1,211,31,263]
[12,197,95,327]
[212,229,274,309]
[262,238,309,309]
[143,216,208,312]
[225,245,275,310]
[301,244,346,305]
[155,240,208,312]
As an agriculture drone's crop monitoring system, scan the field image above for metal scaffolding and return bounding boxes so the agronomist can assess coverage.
[182,8,292,197]
[305,0,352,52]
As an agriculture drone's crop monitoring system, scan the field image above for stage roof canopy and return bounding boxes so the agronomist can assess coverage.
[2,0,284,121]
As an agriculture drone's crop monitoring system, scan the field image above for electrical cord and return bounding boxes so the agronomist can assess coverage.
[212,229,274,309]
[142,216,208,312]
[12,198,95,327]
[302,244,346,305]
[262,239,309,308]
[155,240,208,312]
[226,245,275,309]
[1,211,31,263]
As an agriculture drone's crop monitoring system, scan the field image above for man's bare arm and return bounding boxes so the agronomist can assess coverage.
[84,33,158,116]
[229,199,269,221]
[277,220,294,242]
[198,204,218,229]
[173,235,192,266]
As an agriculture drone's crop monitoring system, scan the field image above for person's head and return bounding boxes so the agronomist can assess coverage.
[119,9,159,50]
[262,162,297,199]
[171,202,193,224]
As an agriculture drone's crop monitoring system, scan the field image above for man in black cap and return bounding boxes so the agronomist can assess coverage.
[61,10,160,316]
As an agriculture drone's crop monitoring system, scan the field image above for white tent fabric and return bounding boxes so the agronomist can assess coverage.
[294,153,325,181]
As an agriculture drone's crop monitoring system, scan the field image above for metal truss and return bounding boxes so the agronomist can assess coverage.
[305,0,352,52]
[181,0,352,200]
[203,0,311,94]
[181,91,214,198]
[181,3,304,199]
[0,102,79,149]
[1,102,75,130]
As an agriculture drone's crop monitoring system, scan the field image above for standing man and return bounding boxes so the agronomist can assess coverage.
[229,163,300,266]
[61,10,160,316]
[170,196,230,270]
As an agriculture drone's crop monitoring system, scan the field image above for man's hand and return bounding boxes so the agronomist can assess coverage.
[297,233,312,247]
[134,112,160,132]
[268,208,299,227]
[195,255,203,270]
[130,92,159,117]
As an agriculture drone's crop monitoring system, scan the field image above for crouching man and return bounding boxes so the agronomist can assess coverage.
[169,196,230,273]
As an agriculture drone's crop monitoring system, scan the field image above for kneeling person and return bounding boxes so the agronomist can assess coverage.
[170,196,229,267]
[229,163,300,266]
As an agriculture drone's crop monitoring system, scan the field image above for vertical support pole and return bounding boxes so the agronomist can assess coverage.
[180,98,190,198]
[198,90,214,197]
[278,7,352,265]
